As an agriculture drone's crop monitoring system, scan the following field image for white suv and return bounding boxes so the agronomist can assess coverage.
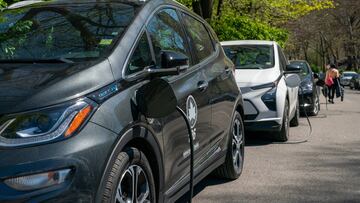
[221,40,300,141]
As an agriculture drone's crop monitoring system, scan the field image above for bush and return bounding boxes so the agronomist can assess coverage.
[310,64,321,73]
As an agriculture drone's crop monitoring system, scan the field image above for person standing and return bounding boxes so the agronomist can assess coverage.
[325,64,340,103]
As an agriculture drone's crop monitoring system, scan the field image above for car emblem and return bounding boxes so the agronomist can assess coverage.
[186,95,198,128]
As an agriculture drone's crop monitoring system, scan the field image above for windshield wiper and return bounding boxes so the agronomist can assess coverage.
[236,66,263,70]
[0,57,74,64]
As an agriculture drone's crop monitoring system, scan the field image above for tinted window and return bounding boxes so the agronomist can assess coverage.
[290,61,310,79]
[223,45,274,69]
[277,45,287,72]
[0,3,139,61]
[344,73,357,77]
[147,9,190,67]
[126,33,153,75]
[182,14,214,62]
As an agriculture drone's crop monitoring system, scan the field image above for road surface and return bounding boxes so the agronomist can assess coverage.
[189,88,360,203]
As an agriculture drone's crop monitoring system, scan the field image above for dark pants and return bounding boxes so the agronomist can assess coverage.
[328,78,339,100]
[327,84,335,100]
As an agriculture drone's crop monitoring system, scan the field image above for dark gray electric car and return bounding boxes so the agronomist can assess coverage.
[290,60,320,116]
[0,0,245,202]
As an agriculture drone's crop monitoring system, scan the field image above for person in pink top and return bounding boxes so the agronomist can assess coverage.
[325,64,340,103]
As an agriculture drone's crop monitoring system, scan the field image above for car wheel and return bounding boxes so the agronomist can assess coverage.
[101,147,156,203]
[275,100,290,142]
[290,100,299,127]
[350,85,354,90]
[310,95,320,116]
[213,111,244,180]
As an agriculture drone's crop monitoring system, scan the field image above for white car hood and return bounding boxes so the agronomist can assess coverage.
[234,68,280,88]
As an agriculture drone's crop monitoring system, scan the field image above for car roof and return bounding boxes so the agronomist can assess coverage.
[343,71,357,74]
[7,0,153,9]
[220,40,276,46]
[290,60,307,63]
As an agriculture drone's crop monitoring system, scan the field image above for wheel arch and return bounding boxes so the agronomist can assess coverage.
[95,123,165,203]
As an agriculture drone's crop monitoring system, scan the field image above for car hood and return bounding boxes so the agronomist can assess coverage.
[300,74,312,86]
[234,68,280,88]
[0,60,114,115]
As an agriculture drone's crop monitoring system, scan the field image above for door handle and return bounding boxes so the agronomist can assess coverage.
[197,80,209,92]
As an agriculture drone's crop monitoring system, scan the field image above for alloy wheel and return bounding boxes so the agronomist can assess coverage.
[232,118,244,174]
[313,96,320,115]
[284,104,290,138]
[115,165,151,203]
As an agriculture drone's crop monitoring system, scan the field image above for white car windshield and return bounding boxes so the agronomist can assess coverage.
[223,45,275,69]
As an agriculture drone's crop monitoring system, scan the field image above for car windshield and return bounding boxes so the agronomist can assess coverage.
[223,45,275,69]
[290,61,310,79]
[0,2,139,62]
[343,73,357,78]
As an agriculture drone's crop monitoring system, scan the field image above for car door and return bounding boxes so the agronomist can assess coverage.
[146,8,212,195]
[278,45,298,116]
[181,12,237,159]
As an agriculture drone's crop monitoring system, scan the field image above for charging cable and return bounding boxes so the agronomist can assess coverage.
[176,106,194,203]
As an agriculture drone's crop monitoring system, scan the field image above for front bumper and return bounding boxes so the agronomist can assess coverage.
[0,122,117,202]
[299,92,314,112]
[340,79,351,86]
[244,119,281,132]
[240,87,282,132]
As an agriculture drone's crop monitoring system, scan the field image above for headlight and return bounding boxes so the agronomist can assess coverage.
[0,99,97,147]
[261,86,277,111]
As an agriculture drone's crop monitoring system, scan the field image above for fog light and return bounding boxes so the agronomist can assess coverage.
[4,168,72,191]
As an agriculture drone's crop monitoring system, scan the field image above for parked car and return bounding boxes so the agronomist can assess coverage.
[221,40,301,142]
[340,71,358,86]
[0,0,245,202]
[349,74,360,90]
[290,60,320,116]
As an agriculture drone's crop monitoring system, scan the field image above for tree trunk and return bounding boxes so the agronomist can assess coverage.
[192,0,214,20]
[216,0,223,18]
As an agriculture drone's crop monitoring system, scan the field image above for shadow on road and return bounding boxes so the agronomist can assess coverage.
[176,176,234,203]
[245,131,275,147]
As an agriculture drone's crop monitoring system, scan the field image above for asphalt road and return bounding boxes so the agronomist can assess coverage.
[190,88,360,203]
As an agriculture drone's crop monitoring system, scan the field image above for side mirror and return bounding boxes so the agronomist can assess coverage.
[141,51,189,78]
[285,64,301,74]
[285,74,301,88]
[136,78,177,118]
[313,73,319,79]
[161,50,189,69]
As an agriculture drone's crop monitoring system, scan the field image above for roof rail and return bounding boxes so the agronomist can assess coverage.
[8,0,44,9]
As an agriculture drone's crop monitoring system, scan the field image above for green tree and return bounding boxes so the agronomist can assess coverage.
[176,0,333,46]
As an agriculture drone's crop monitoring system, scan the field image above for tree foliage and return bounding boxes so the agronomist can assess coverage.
[177,0,333,47]
[211,14,288,47]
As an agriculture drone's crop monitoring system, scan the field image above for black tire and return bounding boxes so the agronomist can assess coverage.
[275,100,290,142]
[290,100,299,127]
[309,95,320,116]
[213,111,244,180]
[350,86,354,90]
[101,147,156,203]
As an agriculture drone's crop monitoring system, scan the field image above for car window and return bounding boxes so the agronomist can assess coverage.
[147,9,190,67]
[223,45,274,69]
[277,45,287,72]
[290,62,310,79]
[126,32,153,75]
[0,3,140,62]
[182,13,214,63]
